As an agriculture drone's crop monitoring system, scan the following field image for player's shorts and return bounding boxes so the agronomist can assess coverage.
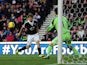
[52,32,71,45]
[27,33,40,45]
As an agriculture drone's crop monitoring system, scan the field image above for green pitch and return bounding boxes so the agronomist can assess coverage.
[0,55,87,65]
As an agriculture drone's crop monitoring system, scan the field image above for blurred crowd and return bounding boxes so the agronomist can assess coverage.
[0,0,87,42]
[42,0,87,41]
[0,0,53,41]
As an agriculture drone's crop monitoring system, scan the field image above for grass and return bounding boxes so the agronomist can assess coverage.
[0,55,87,65]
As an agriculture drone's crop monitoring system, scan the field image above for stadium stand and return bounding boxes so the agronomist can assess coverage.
[0,0,53,41]
[0,0,87,41]
[42,0,87,41]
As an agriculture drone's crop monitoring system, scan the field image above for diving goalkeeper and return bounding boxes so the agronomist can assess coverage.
[43,8,81,59]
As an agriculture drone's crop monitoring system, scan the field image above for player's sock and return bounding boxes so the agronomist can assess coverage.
[47,45,53,57]
[67,44,79,55]
[72,47,79,55]
[37,48,41,55]
[18,46,26,52]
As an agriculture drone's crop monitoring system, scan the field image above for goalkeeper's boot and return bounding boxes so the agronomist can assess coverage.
[79,54,82,58]
[43,56,50,59]
[15,50,18,55]
[39,54,44,57]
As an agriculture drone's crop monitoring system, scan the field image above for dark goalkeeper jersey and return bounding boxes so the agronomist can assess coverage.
[23,19,38,35]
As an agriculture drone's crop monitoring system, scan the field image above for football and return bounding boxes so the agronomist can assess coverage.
[8,22,15,28]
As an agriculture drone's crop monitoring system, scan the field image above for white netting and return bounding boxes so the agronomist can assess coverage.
[62,0,87,64]
[63,0,87,41]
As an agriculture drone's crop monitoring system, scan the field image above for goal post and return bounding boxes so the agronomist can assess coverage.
[57,0,63,64]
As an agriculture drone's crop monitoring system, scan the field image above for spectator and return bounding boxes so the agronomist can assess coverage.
[3,0,53,42]
[41,36,46,41]
[84,0,87,3]
[22,12,27,22]
[77,26,84,40]
[5,32,15,41]
[42,32,53,41]
[77,17,85,26]
[34,12,42,28]
[10,13,16,22]
[84,15,87,29]
[12,0,16,4]
[70,26,78,40]
[16,15,23,28]
[72,0,78,3]
[83,29,87,41]
[20,29,27,41]
[14,28,22,41]
[34,12,41,20]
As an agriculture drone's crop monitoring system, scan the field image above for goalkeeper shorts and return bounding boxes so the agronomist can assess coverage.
[52,32,71,45]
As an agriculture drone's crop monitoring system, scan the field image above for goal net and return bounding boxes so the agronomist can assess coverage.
[58,0,87,64]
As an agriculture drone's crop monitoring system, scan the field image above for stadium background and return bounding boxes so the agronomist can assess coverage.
[0,0,53,41]
[0,0,87,65]
[0,0,87,56]
[0,0,87,42]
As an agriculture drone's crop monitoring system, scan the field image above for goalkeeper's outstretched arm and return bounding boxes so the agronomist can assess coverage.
[46,21,54,32]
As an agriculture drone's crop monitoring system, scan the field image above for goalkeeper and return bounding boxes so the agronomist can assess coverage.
[43,8,81,59]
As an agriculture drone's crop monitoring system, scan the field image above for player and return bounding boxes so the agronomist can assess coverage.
[16,13,43,57]
[43,8,81,59]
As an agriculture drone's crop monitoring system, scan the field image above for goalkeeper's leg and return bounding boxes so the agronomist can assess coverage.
[66,40,81,57]
[43,32,81,59]
[64,33,81,57]
[43,37,58,59]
